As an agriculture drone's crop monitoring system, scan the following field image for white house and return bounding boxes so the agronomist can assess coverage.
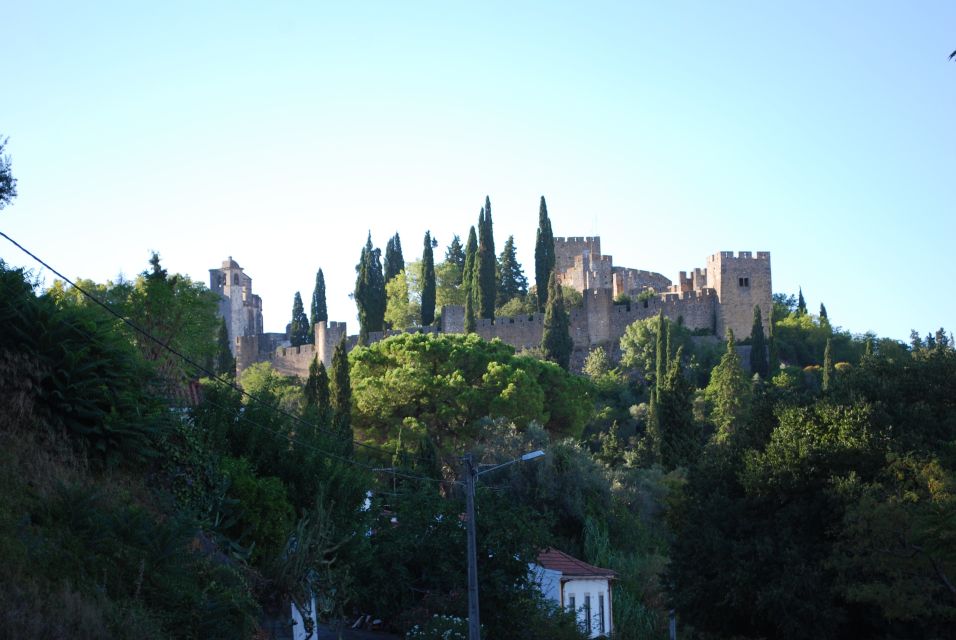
[530,548,616,638]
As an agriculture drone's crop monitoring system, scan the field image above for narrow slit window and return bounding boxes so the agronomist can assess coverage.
[599,593,605,633]
[584,595,592,633]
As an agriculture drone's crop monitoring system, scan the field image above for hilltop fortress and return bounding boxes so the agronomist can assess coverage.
[211,238,771,377]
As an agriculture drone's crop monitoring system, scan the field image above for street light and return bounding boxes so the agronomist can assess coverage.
[461,450,545,640]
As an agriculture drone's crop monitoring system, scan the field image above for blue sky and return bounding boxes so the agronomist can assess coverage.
[2,1,954,339]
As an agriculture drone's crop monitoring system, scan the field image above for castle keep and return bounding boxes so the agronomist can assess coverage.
[212,238,771,377]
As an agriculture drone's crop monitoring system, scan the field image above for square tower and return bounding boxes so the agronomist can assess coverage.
[706,251,772,339]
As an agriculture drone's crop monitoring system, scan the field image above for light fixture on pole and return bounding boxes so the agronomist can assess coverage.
[461,449,545,640]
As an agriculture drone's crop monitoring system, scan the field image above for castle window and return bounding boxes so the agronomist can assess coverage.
[233,274,239,285]
[738,277,749,287]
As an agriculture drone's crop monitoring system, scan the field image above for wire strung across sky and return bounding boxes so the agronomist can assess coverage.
[0,229,448,487]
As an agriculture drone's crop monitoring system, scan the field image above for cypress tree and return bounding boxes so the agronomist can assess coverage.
[309,268,327,341]
[864,336,874,358]
[496,235,528,308]
[768,304,779,373]
[749,305,768,378]
[655,309,665,399]
[355,233,386,344]
[797,287,807,315]
[290,291,310,347]
[819,302,828,321]
[542,272,572,370]
[304,355,331,427]
[445,235,466,285]
[384,232,405,282]
[421,230,437,325]
[476,198,497,319]
[534,196,555,312]
[329,336,352,456]
[215,317,235,376]
[658,346,697,469]
[706,328,750,443]
[462,225,478,308]
[822,337,834,392]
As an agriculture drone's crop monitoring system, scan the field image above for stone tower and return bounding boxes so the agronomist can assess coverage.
[706,251,772,339]
[209,257,263,355]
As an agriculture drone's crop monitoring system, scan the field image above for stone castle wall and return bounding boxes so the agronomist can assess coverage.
[221,243,771,377]
[707,251,772,339]
[554,236,601,274]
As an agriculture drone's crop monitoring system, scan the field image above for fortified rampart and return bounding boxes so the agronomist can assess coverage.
[220,241,771,378]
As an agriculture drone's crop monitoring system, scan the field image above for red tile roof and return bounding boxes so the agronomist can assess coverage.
[536,548,616,579]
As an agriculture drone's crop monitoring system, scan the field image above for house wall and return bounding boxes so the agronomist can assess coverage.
[563,577,612,638]
[528,564,562,604]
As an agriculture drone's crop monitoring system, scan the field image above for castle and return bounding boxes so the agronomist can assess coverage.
[211,238,771,377]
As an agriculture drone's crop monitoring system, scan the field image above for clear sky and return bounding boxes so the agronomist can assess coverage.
[3,1,954,340]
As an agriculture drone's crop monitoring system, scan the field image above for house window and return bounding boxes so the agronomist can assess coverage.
[738,277,750,287]
[599,593,605,634]
[584,594,592,634]
[568,594,575,613]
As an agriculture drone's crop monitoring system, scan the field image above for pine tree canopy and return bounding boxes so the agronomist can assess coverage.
[445,234,466,285]
[496,235,528,309]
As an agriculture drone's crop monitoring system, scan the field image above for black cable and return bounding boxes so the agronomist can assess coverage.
[0,230,448,485]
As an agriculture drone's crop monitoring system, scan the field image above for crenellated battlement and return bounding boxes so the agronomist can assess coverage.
[216,238,770,375]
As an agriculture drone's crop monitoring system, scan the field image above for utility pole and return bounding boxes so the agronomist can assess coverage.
[463,453,480,640]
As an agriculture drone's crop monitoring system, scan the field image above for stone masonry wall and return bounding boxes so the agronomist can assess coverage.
[554,236,601,274]
[707,251,772,339]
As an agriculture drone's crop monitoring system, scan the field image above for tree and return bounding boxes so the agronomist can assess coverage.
[355,233,386,344]
[542,273,572,370]
[657,347,698,469]
[421,231,436,325]
[534,196,556,312]
[476,198,497,319]
[384,271,418,330]
[329,337,352,456]
[750,305,769,378]
[304,355,331,426]
[0,135,17,210]
[462,225,478,306]
[655,309,665,397]
[216,317,236,376]
[289,291,310,347]
[705,329,750,442]
[445,235,466,284]
[497,235,528,308]
[384,233,405,282]
[309,268,327,340]
[823,337,834,392]
[797,287,807,315]
[819,302,828,321]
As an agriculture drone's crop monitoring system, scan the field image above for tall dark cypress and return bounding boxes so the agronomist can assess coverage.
[462,225,478,308]
[215,317,235,376]
[822,337,834,392]
[355,233,386,344]
[309,268,327,341]
[534,196,555,312]
[541,272,572,370]
[329,336,352,456]
[655,309,665,399]
[819,302,828,321]
[476,197,497,319]
[290,291,310,347]
[749,305,768,378]
[305,355,331,427]
[657,346,697,469]
[496,235,528,308]
[384,232,405,282]
[445,235,466,285]
[797,287,807,315]
[421,230,437,325]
